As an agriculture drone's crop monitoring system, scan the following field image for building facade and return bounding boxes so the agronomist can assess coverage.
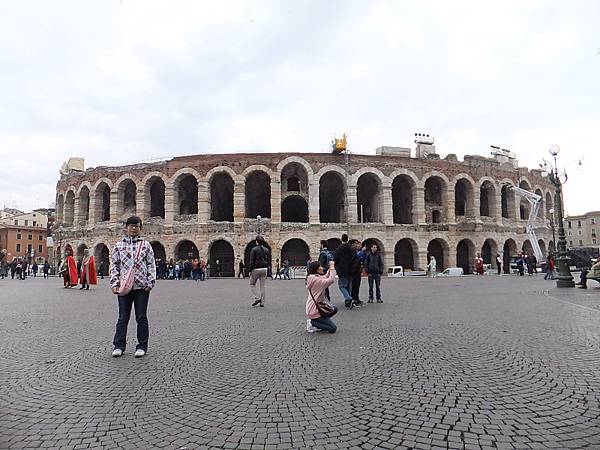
[0,224,48,263]
[54,151,555,276]
[565,211,600,248]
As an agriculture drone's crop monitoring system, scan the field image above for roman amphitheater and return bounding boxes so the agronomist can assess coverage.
[54,145,556,277]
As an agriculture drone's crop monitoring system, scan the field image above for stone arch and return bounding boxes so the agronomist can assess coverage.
[94,243,110,276]
[143,174,166,219]
[175,173,199,215]
[281,238,310,267]
[522,239,534,256]
[78,184,90,222]
[245,170,271,218]
[115,177,137,219]
[481,238,498,267]
[427,238,448,272]
[150,241,166,261]
[209,171,234,222]
[94,180,112,222]
[64,190,76,226]
[175,239,199,261]
[394,238,418,270]
[76,242,88,258]
[391,174,416,224]
[456,238,476,274]
[518,177,532,191]
[534,187,545,221]
[479,178,497,217]
[56,193,65,224]
[281,195,309,222]
[423,173,449,223]
[538,240,547,259]
[356,171,383,223]
[319,170,346,223]
[209,239,235,277]
[503,238,518,274]
[280,161,309,203]
[454,176,475,217]
[501,183,515,219]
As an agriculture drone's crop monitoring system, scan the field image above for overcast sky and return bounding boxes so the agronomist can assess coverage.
[0,0,598,216]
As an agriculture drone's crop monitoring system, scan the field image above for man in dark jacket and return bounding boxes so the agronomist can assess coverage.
[318,240,334,301]
[249,235,271,307]
[364,243,384,303]
[334,235,361,308]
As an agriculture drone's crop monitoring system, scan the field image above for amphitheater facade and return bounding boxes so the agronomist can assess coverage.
[54,151,556,276]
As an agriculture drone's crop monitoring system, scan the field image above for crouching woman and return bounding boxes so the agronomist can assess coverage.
[305,260,338,333]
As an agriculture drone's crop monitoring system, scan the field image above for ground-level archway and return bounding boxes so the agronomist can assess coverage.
[503,239,518,274]
[209,239,235,277]
[456,239,475,275]
[394,239,416,270]
[94,243,110,276]
[77,243,88,259]
[427,239,447,272]
[281,238,310,267]
[151,241,166,261]
[481,239,498,267]
[175,240,199,261]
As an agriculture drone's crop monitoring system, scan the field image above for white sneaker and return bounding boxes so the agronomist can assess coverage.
[111,348,123,357]
[306,319,318,333]
[134,349,146,358]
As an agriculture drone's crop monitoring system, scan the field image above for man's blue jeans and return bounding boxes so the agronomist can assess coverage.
[368,273,382,300]
[113,289,150,351]
[338,276,353,306]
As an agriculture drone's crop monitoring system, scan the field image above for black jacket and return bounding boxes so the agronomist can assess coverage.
[364,252,384,275]
[249,245,270,271]
[334,243,356,277]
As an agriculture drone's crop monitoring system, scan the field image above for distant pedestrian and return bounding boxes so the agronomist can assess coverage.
[274,258,281,280]
[43,261,50,279]
[334,235,361,308]
[283,259,291,280]
[249,235,270,307]
[544,254,555,280]
[237,259,245,278]
[32,262,38,277]
[110,216,156,358]
[60,247,78,288]
[496,254,502,275]
[364,243,384,303]
[305,260,338,333]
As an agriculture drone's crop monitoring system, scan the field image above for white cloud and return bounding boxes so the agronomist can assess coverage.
[0,0,598,216]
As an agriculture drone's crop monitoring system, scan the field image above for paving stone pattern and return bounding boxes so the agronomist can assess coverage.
[1,275,600,449]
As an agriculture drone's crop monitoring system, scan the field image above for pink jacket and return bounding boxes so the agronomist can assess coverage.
[305,269,336,319]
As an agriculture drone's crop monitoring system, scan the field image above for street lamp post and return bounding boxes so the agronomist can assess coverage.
[542,145,575,288]
[548,208,556,250]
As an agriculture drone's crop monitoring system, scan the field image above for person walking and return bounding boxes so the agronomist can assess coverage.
[577,258,600,289]
[334,235,361,308]
[544,254,556,280]
[199,257,206,281]
[283,259,291,280]
[249,235,270,307]
[306,260,338,333]
[273,258,281,280]
[0,250,7,280]
[237,259,245,278]
[496,254,502,276]
[31,261,38,277]
[79,248,97,290]
[364,243,384,303]
[60,247,78,288]
[351,245,367,305]
[110,216,156,358]
[516,252,525,276]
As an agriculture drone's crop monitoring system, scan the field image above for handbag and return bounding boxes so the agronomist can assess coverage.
[309,288,337,318]
[117,243,143,296]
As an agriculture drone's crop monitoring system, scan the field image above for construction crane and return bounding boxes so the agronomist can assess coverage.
[504,183,544,262]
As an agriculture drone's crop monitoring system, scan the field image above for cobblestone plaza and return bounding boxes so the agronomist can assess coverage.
[2,276,600,450]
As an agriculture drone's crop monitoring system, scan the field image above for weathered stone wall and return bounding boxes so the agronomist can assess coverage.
[55,152,556,273]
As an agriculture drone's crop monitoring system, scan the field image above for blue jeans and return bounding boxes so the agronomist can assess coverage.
[113,289,150,351]
[311,317,337,333]
[338,276,353,305]
[368,273,381,300]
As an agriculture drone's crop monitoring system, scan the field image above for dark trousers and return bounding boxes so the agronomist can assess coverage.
[113,289,150,351]
[351,272,361,301]
[497,265,501,275]
[368,273,382,300]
